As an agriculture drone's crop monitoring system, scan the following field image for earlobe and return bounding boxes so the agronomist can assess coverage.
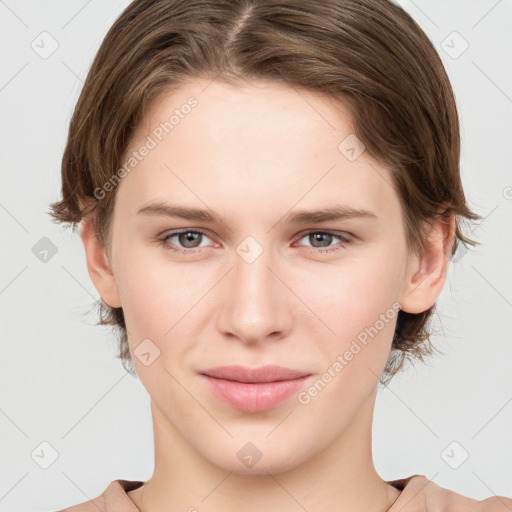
[79,215,122,308]
[400,214,455,314]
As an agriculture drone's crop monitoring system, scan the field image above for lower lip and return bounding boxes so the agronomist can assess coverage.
[201,375,311,412]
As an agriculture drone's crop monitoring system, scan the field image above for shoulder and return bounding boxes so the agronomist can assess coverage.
[477,496,512,511]
[388,474,512,512]
[57,479,143,512]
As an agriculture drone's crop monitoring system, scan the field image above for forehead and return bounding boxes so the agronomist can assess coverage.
[135,78,356,158]
[116,78,399,224]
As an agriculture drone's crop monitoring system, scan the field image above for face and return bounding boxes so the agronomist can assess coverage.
[99,78,419,474]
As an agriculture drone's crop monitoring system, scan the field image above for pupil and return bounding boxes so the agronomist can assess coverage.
[312,233,331,247]
[180,232,200,247]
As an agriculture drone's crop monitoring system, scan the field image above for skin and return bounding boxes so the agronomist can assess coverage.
[81,78,454,512]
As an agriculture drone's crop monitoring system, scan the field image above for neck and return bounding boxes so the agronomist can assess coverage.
[132,390,400,512]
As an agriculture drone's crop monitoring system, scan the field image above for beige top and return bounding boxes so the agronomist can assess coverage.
[57,474,512,511]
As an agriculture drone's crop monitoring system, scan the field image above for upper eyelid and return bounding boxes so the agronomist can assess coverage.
[299,229,351,239]
[162,228,215,242]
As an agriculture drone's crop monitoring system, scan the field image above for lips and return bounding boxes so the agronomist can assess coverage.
[200,365,312,412]
[201,365,309,383]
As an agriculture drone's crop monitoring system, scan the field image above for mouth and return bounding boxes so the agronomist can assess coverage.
[199,365,312,412]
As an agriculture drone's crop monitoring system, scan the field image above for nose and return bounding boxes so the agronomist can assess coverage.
[215,240,293,346]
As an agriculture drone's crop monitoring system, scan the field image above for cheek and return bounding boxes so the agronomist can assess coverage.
[305,245,405,326]
[112,246,180,341]
[298,246,405,377]
[114,246,213,349]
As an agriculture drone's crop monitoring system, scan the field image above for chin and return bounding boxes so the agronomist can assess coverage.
[205,440,307,476]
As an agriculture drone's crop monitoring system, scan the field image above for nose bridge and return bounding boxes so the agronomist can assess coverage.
[235,236,274,298]
[216,234,291,343]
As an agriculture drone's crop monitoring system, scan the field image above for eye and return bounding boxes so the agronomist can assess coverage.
[157,228,352,256]
[294,230,351,254]
[158,229,212,254]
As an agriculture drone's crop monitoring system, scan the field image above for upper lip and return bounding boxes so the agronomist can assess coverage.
[200,365,310,383]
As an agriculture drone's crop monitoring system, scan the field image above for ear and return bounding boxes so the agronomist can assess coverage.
[80,215,122,308]
[400,213,455,314]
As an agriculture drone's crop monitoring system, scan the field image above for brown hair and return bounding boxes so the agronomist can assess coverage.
[49,0,480,384]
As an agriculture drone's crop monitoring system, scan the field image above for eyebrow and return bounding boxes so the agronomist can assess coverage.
[136,201,377,224]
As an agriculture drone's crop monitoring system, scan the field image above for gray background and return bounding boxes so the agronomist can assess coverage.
[0,1,511,510]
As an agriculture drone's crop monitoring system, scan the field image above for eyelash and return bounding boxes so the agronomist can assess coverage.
[157,229,352,256]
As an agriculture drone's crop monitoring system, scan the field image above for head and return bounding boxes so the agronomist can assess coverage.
[50,0,479,474]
